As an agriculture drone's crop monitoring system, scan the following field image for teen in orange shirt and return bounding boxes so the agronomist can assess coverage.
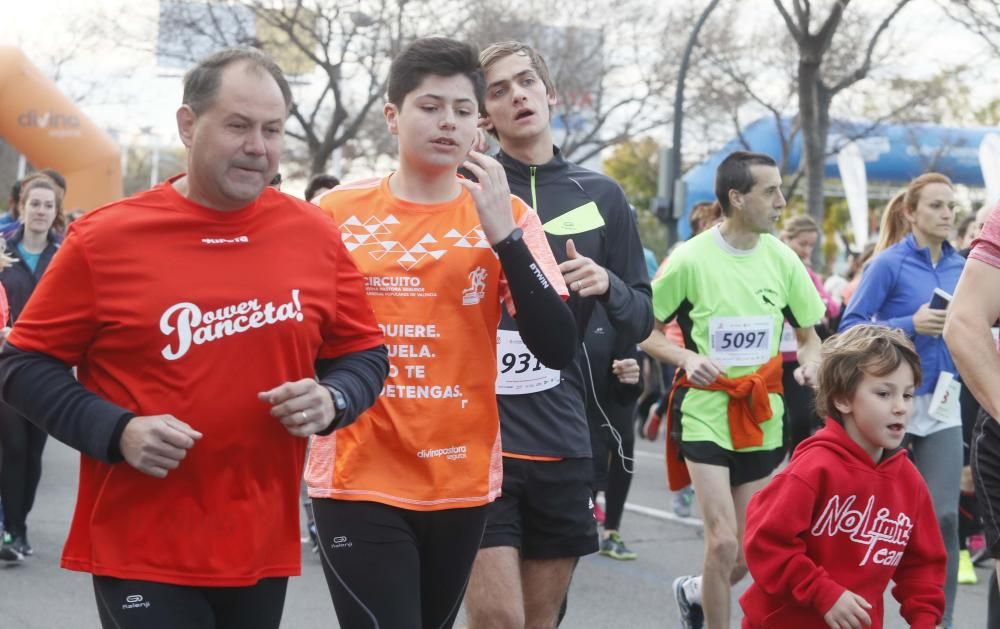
[309,38,575,629]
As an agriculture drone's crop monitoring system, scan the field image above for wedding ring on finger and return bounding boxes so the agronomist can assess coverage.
[300,410,309,423]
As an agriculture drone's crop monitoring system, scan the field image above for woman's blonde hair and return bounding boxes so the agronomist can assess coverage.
[874,172,953,255]
[779,214,819,242]
[18,172,66,234]
[816,324,922,424]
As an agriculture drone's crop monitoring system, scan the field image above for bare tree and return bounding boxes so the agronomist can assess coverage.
[941,0,1000,55]
[153,0,470,177]
[463,0,673,163]
[773,0,914,239]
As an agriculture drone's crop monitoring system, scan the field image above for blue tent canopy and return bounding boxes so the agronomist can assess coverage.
[677,116,995,240]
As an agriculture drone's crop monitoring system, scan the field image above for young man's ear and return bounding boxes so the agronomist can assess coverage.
[384,102,400,136]
[547,89,558,108]
[176,105,196,149]
[478,114,494,133]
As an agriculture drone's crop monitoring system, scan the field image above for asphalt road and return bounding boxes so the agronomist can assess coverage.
[0,437,992,628]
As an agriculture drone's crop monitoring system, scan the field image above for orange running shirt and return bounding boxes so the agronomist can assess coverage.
[7,177,384,586]
[307,175,566,510]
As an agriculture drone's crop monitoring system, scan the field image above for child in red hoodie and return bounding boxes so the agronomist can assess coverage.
[740,324,946,628]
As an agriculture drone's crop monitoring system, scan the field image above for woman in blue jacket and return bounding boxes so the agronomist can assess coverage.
[840,172,964,628]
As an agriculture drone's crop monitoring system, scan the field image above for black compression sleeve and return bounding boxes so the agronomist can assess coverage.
[0,344,134,463]
[314,344,389,435]
[497,237,577,369]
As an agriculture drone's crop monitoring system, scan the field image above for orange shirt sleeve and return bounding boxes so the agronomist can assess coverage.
[500,200,568,316]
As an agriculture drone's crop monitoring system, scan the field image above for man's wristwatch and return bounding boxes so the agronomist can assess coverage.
[323,385,348,426]
[491,227,524,254]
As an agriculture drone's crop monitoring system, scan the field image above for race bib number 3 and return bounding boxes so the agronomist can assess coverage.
[495,329,561,395]
[708,315,774,367]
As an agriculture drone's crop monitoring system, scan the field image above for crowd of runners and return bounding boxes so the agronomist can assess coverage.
[0,34,998,629]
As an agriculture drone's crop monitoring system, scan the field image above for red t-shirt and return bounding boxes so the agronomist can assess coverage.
[8,176,384,586]
[307,175,566,510]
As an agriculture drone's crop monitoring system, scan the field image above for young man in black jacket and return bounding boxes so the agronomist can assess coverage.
[463,40,654,628]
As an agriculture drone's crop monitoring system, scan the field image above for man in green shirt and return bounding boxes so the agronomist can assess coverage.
[642,151,824,629]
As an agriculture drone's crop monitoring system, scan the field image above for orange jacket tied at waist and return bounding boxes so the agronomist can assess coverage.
[665,355,784,491]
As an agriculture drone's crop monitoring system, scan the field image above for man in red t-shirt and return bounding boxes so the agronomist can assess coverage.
[0,48,388,629]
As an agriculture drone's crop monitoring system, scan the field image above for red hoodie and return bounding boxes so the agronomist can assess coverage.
[740,419,945,628]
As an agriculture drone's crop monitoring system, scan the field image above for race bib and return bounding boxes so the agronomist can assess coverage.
[708,315,773,367]
[929,371,962,425]
[779,322,798,353]
[495,329,561,395]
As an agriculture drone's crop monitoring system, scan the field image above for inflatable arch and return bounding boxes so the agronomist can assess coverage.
[677,116,996,240]
[0,46,121,211]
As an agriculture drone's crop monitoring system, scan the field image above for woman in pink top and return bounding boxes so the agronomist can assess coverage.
[779,215,840,454]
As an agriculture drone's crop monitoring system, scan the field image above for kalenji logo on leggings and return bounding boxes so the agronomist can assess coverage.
[330,536,352,549]
[159,290,305,361]
[121,594,151,610]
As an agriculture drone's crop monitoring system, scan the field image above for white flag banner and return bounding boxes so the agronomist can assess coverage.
[837,142,869,248]
[979,133,1000,209]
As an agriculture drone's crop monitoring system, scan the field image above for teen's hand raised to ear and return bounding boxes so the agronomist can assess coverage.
[459,151,518,244]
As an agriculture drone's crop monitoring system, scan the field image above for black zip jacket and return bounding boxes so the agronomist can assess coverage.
[496,147,654,458]
[0,225,61,322]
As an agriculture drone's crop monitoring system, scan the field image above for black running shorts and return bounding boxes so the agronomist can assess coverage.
[971,408,1000,559]
[480,456,599,559]
[680,440,784,487]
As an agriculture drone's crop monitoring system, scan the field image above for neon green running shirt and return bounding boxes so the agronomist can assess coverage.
[652,226,825,451]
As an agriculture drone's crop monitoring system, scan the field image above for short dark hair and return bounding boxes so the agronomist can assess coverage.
[387,38,484,108]
[183,47,292,116]
[304,174,341,201]
[715,151,778,216]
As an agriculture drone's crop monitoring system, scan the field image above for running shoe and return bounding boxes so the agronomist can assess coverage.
[672,486,694,518]
[308,522,320,554]
[958,549,978,585]
[599,531,638,560]
[593,502,606,525]
[642,405,663,441]
[672,575,704,629]
[0,533,22,562]
[12,535,32,557]
[969,533,990,566]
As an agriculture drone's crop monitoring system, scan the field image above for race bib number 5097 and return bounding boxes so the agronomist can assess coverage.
[708,315,774,367]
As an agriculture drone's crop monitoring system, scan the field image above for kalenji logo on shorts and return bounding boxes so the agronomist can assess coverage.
[159,289,305,361]
[121,594,151,610]
[417,445,468,461]
[330,535,352,549]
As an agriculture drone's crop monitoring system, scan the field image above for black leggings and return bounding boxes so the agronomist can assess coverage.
[92,575,287,629]
[603,430,634,532]
[0,403,47,537]
[782,362,820,456]
[312,498,487,629]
